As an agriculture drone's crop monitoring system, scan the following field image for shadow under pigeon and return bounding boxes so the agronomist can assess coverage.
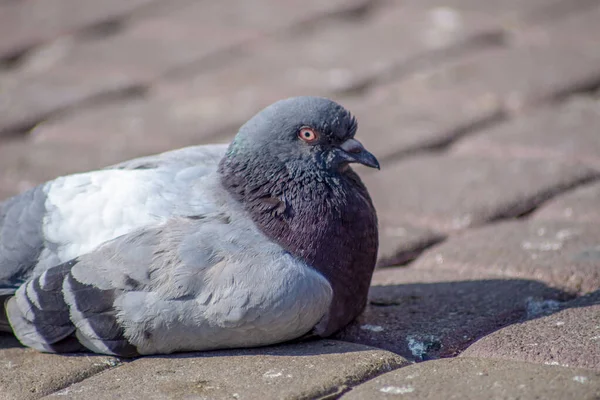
[334,278,574,361]
[561,288,600,308]
[2,280,588,361]
[0,332,22,350]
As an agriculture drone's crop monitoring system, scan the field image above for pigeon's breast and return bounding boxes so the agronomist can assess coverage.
[124,256,333,354]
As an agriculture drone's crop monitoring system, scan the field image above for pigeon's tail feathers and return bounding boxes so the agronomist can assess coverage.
[5,261,83,352]
[6,257,140,357]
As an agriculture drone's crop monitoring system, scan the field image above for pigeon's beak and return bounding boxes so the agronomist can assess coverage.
[339,138,380,170]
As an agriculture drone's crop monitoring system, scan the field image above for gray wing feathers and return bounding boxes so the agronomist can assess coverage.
[5,221,201,356]
[0,185,48,290]
[4,228,161,356]
[6,227,167,356]
[5,260,84,352]
[4,215,276,355]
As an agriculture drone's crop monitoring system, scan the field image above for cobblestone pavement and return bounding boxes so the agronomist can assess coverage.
[1,0,599,399]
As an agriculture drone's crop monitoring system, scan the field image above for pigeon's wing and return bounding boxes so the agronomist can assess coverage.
[0,144,228,293]
[106,144,228,170]
[3,227,159,356]
[1,144,331,356]
[4,216,332,356]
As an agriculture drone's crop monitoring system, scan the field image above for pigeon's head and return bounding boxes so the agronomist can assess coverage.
[225,96,379,173]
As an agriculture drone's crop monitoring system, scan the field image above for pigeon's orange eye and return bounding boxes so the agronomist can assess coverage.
[298,127,319,143]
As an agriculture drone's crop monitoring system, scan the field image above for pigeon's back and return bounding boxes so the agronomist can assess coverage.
[0,144,228,298]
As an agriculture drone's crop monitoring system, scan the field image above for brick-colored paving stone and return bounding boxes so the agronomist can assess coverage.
[512,0,600,49]
[462,291,600,371]
[377,223,445,267]
[533,180,600,223]
[454,96,600,169]
[363,153,596,233]
[341,358,600,400]
[0,334,121,400]
[0,65,140,137]
[335,267,569,360]
[30,96,237,152]
[430,42,599,112]
[412,220,600,294]
[341,73,504,163]
[42,341,406,400]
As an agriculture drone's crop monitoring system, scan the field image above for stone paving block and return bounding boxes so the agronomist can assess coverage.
[363,153,597,233]
[412,220,600,294]
[43,340,408,400]
[0,63,140,136]
[29,97,235,155]
[0,0,155,58]
[533,181,600,223]
[335,267,569,360]
[513,1,600,49]
[0,333,121,400]
[462,291,600,370]
[454,97,600,169]
[340,74,504,163]
[341,357,600,400]
[377,223,445,267]
[388,37,600,119]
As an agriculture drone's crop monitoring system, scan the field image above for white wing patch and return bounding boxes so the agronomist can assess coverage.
[42,168,221,264]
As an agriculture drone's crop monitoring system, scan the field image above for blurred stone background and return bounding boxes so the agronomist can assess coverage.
[0,0,599,399]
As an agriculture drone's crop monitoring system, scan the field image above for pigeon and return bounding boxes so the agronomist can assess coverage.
[0,96,379,357]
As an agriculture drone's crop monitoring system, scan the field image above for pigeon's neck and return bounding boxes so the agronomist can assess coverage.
[218,155,378,336]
